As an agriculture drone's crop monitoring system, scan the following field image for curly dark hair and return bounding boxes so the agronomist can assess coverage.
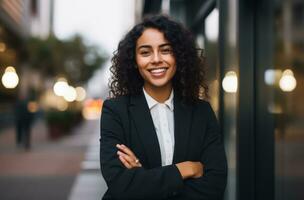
[109,15,208,102]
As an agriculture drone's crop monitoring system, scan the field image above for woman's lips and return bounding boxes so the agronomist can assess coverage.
[149,68,168,77]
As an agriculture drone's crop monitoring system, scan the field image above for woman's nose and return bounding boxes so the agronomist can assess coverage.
[151,51,162,63]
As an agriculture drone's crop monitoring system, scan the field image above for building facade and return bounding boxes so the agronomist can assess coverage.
[141,0,304,200]
[0,0,53,128]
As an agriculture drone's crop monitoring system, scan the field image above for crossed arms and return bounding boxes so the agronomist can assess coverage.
[100,99,227,199]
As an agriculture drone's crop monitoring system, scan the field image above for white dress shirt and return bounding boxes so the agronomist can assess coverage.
[143,88,175,166]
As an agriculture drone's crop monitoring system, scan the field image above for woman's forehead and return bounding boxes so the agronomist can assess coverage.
[136,28,169,47]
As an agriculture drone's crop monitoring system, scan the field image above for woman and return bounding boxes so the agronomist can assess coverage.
[100,15,227,200]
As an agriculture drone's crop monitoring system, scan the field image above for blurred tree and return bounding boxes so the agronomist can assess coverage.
[25,34,107,85]
[24,35,107,138]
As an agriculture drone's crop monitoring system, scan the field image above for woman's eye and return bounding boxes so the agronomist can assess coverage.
[139,51,150,56]
[161,48,172,54]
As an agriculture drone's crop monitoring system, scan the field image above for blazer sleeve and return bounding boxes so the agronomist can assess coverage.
[100,99,184,199]
[179,102,227,200]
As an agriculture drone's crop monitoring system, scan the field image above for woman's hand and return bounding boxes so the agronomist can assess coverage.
[116,144,142,169]
[175,161,204,179]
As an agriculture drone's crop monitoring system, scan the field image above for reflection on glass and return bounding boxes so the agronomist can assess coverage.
[222,71,238,93]
[205,9,219,42]
[222,0,238,199]
[279,69,296,92]
[274,0,304,199]
[0,42,6,52]
[264,69,282,86]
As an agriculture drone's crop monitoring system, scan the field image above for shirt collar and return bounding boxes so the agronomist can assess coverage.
[143,88,174,111]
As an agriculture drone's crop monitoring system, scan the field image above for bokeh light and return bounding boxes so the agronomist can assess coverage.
[1,66,19,89]
[75,86,86,101]
[264,69,282,86]
[222,71,238,93]
[82,99,103,120]
[279,69,297,92]
[0,42,6,52]
[53,78,69,96]
[63,86,77,102]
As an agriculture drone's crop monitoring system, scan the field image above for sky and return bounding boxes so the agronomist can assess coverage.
[54,0,137,98]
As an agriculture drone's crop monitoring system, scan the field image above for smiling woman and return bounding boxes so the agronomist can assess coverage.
[100,15,227,200]
[135,28,176,102]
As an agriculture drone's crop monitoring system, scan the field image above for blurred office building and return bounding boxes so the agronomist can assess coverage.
[141,0,304,200]
[0,0,54,128]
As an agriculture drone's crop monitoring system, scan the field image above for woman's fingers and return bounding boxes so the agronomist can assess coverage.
[116,144,136,157]
[192,162,204,178]
[116,144,142,168]
[118,155,132,169]
[117,150,141,168]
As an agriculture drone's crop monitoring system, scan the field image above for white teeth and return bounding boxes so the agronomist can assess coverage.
[150,68,166,73]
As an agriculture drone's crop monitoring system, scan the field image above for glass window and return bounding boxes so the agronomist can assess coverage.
[220,0,238,199]
[204,8,220,114]
[273,0,304,199]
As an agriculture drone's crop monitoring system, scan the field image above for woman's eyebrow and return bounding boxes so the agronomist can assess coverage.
[159,43,171,48]
[137,43,171,50]
[137,45,151,50]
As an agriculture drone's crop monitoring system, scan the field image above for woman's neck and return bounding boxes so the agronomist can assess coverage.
[143,84,172,103]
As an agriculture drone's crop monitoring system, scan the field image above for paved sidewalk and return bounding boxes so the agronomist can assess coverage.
[68,126,107,200]
[0,118,100,200]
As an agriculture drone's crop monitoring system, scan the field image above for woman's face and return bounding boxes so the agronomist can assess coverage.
[135,28,176,91]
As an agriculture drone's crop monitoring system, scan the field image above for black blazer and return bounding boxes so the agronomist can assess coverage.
[100,92,227,200]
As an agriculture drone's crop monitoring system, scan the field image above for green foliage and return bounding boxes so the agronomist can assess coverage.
[26,34,107,85]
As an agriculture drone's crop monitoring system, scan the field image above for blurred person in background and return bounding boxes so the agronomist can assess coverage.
[15,91,34,150]
[100,15,227,200]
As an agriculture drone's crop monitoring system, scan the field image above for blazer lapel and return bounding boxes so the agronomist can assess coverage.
[129,93,162,167]
[173,97,193,163]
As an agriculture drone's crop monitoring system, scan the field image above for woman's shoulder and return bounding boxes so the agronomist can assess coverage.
[191,99,215,115]
[103,95,130,108]
[102,95,131,117]
[192,99,211,108]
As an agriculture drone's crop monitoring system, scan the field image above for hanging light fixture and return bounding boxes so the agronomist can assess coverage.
[1,66,19,89]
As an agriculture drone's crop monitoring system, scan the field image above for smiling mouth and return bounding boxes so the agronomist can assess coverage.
[148,67,168,75]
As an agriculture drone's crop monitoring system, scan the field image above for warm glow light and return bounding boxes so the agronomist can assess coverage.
[75,87,86,101]
[1,66,19,89]
[222,71,238,93]
[279,69,296,92]
[205,9,219,42]
[57,100,68,111]
[63,86,77,102]
[53,78,69,96]
[0,42,6,52]
[82,99,103,120]
[41,89,68,111]
[264,69,282,85]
